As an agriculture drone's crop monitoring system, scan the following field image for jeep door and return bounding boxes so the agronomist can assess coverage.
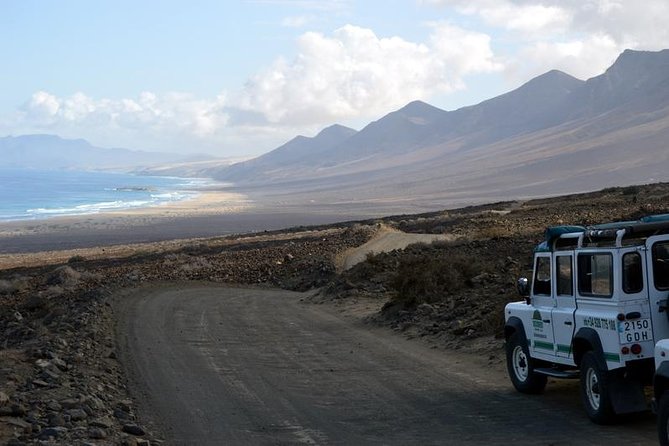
[552,253,576,358]
[646,236,669,342]
[530,253,556,358]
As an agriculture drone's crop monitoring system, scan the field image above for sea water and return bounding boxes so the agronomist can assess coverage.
[0,168,209,221]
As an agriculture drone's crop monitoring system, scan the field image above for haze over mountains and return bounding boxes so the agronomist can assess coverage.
[0,134,224,171]
[207,49,669,212]
[5,49,669,214]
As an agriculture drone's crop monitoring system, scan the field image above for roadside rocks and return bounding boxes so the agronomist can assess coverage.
[0,225,375,444]
[122,423,146,436]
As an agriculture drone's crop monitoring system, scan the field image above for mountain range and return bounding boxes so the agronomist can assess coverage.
[0,134,221,171]
[5,49,669,214]
[208,48,669,212]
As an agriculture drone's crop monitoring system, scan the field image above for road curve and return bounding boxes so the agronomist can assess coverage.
[116,285,655,445]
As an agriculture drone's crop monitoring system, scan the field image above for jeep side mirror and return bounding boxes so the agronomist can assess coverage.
[517,277,530,302]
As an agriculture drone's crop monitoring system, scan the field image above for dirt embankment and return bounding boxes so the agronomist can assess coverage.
[1,182,668,444]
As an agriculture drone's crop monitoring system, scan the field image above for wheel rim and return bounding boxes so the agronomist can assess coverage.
[512,345,529,382]
[585,367,600,411]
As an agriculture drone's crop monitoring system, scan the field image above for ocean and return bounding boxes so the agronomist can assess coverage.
[0,168,209,221]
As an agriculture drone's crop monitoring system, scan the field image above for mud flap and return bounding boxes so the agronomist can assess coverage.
[609,372,648,414]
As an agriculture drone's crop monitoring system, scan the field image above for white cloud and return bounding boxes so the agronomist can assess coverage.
[281,15,312,27]
[236,23,501,125]
[424,0,669,82]
[6,1,669,156]
[6,90,231,152]
[514,34,620,80]
[453,1,570,34]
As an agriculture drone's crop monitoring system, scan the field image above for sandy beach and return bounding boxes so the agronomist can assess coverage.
[0,190,381,269]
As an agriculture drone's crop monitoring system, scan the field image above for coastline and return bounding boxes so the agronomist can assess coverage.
[0,189,380,262]
[0,190,251,237]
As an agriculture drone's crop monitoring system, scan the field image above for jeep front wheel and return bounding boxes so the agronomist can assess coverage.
[505,332,547,394]
[579,351,617,424]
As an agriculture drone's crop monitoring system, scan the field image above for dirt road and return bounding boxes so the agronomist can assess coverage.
[337,227,454,271]
[116,285,656,445]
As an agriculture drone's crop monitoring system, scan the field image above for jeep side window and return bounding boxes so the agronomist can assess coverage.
[653,242,669,290]
[623,252,643,294]
[578,253,613,297]
[533,256,551,295]
[556,255,573,296]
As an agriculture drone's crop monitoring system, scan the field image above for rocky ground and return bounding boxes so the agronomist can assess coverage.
[1,182,669,445]
[0,226,375,445]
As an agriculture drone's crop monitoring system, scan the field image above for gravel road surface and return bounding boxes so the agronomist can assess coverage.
[116,285,656,445]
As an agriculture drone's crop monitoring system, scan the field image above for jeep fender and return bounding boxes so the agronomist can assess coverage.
[655,362,669,402]
[504,316,528,343]
[572,327,607,371]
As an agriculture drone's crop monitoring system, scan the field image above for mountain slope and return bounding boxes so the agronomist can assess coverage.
[209,49,669,212]
[210,124,357,181]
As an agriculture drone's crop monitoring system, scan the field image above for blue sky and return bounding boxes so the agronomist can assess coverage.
[1,0,668,156]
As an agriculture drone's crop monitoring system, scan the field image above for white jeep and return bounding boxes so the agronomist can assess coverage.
[505,215,669,424]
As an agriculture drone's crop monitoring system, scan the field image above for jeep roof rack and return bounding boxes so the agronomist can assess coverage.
[539,214,669,251]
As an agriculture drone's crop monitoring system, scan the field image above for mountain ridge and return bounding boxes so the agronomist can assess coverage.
[206,48,669,211]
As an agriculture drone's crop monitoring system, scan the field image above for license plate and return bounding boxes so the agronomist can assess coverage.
[619,318,652,343]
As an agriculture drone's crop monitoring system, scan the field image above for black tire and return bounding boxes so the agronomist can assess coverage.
[579,351,617,424]
[659,391,669,446]
[505,332,547,394]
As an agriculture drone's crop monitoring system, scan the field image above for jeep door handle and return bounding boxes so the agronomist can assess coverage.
[564,321,573,326]
[543,319,551,323]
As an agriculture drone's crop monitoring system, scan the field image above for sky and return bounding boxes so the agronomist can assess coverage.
[1,0,668,157]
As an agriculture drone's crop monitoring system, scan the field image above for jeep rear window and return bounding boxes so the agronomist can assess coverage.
[623,252,643,294]
[556,255,573,296]
[578,253,613,297]
[653,242,669,290]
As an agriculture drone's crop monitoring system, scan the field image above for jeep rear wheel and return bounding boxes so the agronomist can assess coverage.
[579,351,617,424]
[505,332,547,394]
[659,391,669,445]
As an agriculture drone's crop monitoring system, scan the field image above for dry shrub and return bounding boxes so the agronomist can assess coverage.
[0,279,16,294]
[178,256,213,273]
[391,253,486,306]
[472,226,515,240]
[46,266,81,288]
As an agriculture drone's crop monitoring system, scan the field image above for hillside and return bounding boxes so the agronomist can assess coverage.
[208,49,669,213]
[208,124,357,182]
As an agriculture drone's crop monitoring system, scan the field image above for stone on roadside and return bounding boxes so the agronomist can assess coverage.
[114,408,131,421]
[89,417,113,428]
[6,417,31,429]
[0,391,9,405]
[67,408,88,421]
[122,424,146,436]
[117,399,133,412]
[46,400,62,411]
[47,413,65,427]
[88,427,107,439]
[60,398,80,409]
[38,426,68,440]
